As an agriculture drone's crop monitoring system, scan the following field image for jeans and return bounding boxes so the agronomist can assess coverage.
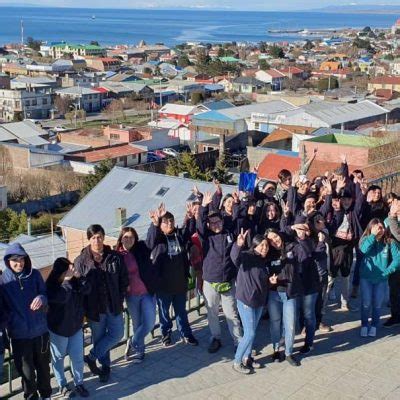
[352,247,362,287]
[299,293,318,347]
[126,294,156,354]
[234,300,263,364]
[268,291,296,356]
[203,280,243,345]
[157,293,192,338]
[360,278,386,328]
[88,312,124,368]
[328,272,350,306]
[316,278,330,327]
[11,333,52,399]
[388,271,400,320]
[50,329,84,387]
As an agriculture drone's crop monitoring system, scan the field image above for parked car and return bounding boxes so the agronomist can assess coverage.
[53,125,68,132]
[147,152,163,162]
[162,148,179,158]
[154,150,167,159]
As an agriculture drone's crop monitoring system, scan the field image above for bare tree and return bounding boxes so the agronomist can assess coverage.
[104,99,125,122]
[54,95,73,116]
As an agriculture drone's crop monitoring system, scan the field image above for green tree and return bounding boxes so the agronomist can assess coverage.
[211,155,232,184]
[177,54,190,68]
[82,159,114,195]
[0,209,28,242]
[269,45,285,59]
[317,76,339,92]
[191,92,204,105]
[259,59,270,71]
[166,152,207,180]
[26,36,42,51]
[258,41,268,53]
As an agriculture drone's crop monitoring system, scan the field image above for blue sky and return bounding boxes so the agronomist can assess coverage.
[1,0,400,11]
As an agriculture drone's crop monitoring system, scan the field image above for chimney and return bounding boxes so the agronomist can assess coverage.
[115,207,127,227]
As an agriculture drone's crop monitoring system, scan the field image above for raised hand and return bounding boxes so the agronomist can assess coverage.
[186,202,195,218]
[158,202,166,218]
[360,178,368,195]
[192,185,200,196]
[232,190,240,203]
[237,228,249,247]
[269,274,278,285]
[390,199,399,217]
[371,224,381,236]
[292,171,300,187]
[318,232,326,242]
[322,178,332,195]
[283,201,290,217]
[336,176,346,192]
[340,154,347,164]
[253,163,259,174]
[149,209,159,226]
[202,191,213,207]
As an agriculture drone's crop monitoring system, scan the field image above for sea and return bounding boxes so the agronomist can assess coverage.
[0,7,398,47]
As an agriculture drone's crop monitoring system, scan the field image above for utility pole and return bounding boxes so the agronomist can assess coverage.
[20,19,24,48]
[27,216,31,236]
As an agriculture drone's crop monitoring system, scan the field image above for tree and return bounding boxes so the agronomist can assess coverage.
[196,49,211,74]
[0,209,28,242]
[82,159,114,195]
[269,45,285,59]
[286,77,304,92]
[54,95,73,116]
[258,41,268,53]
[166,152,207,181]
[104,99,125,122]
[317,77,339,92]
[303,40,314,50]
[211,155,232,184]
[191,92,204,105]
[177,54,190,68]
[26,36,41,51]
[259,59,270,71]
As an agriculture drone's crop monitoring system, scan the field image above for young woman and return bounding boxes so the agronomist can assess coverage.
[230,231,277,374]
[258,202,281,235]
[116,227,159,362]
[47,257,90,398]
[265,229,301,366]
[359,219,400,337]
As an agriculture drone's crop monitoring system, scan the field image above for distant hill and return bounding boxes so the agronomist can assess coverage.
[312,4,400,14]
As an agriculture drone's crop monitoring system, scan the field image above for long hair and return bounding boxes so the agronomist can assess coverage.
[264,228,286,259]
[260,201,281,228]
[116,227,139,252]
[359,218,389,246]
[46,257,71,288]
[249,234,268,254]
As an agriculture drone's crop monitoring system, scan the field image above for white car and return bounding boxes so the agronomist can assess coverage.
[53,125,68,132]
[162,148,179,157]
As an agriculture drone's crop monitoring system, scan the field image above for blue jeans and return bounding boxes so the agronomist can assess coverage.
[50,330,84,387]
[126,294,156,354]
[360,278,386,328]
[299,293,318,347]
[234,300,263,364]
[268,291,296,356]
[157,293,192,338]
[88,312,124,368]
[352,247,362,287]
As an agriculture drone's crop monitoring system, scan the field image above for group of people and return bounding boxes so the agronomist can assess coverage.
[0,156,400,399]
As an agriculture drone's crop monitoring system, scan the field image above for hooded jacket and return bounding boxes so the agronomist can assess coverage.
[0,243,48,340]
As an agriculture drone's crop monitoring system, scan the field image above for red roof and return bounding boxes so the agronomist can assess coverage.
[258,153,301,181]
[279,66,304,75]
[73,144,144,163]
[92,87,109,93]
[265,69,285,78]
[370,76,400,85]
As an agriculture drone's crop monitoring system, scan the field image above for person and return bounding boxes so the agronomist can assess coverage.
[146,203,198,347]
[275,169,292,207]
[46,257,90,398]
[115,227,159,362]
[197,191,243,353]
[74,224,129,383]
[0,243,52,400]
[0,284,9,389]
[265,229,301,366]
[359,219,400,337]
[230,232,277,374]
[258,202,281,234]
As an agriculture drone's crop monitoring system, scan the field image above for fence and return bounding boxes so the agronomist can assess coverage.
[2,288,203,399]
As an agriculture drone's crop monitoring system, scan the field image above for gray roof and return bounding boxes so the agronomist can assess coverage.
[58,167,234,239]
[0,234,66,271]
[133,128,180,151]
[56,86,99,96]
[0,121,49,146]
[47,142,90,154]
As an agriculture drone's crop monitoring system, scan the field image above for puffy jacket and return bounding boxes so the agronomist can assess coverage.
[1,243,48,340]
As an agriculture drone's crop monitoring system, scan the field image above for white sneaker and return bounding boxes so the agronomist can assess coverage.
[368,326,377,337]
[360,327,368,337]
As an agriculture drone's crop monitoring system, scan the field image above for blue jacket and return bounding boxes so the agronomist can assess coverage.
[0,243,48,340]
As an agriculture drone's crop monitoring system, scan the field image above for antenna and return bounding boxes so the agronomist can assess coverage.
[20,19,24,47]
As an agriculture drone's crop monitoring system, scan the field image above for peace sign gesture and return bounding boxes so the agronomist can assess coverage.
[237,228,249,247]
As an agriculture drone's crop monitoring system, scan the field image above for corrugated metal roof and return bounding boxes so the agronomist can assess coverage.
[58,167,235,239]
[0,121,49,146]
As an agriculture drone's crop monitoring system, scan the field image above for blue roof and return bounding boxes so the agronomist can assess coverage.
[204,84,224,91]
[203,99,235,111]
[276,150,299,157]
[193,110,235,122]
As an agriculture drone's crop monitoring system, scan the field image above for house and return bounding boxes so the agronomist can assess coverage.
[0,88,52,121]
[278,66,305,79]
[61,72,105,88]
[368,76,400,93]
[50,43,107,59]
[107,72,141,83]
[10,76,59,90]
[158,103,205,123]
[320,61,342,71]
[58,167,234,260]
[55,86,102,113]
[0,234,66,279]
[232,77,269,93]
[85,57,121,72]
[255,69,286,91]
[103,125,151,143]
[257,152,301,181]
[148,119,191,142]
[0,121,49,147]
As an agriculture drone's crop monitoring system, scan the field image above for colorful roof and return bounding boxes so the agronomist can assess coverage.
[258,153,301,181]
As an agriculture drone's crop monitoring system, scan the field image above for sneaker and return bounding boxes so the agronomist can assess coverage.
[99,366,110,383]
[162,333,173,347]
[368,326,377,337]
[360,326,368,337]
[132,352,145,364]
[182,334,199,346]
[319,322,333,333]
[286,355,300,367]
[75,384,90,398]
[124,340,133,361]
[272,351,285,363]
[244,357,262,369]
[232,362,251,375]
[299,345,313,354]
[383,317,400,328]
[84,355,102,375]
[208,338,222,353]
[58,385,76,399]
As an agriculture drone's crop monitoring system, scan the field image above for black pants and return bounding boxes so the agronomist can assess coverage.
[316,279,328,328]
[389,271,400,320]
[11,333,51,399]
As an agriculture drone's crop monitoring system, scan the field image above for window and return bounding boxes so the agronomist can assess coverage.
[123,181,137,191]
[155,187,169,197]
[42,98,48,105]
[31,100,37,106]
[25,100,30,106]
[110,134,120,140]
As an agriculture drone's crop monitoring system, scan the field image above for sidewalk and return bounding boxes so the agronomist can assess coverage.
[6,300,400,400]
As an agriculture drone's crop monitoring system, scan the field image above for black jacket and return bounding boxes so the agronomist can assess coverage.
[74,245,129,321]
[230,243,270,308]
[197,205,236,283]
[47,277,91,337]
[0,285,9,354]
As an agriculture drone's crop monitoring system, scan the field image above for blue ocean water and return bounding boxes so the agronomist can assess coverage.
[0,7,398,46]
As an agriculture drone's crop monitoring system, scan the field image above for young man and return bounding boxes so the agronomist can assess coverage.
[197,192,243,353]
[74,224,129,383]
[146,203,198,347]
[1,243,51,400]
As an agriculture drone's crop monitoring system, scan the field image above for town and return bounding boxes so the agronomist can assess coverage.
[0,14,400,400]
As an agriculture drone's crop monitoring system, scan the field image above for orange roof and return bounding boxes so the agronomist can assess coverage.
[265,69,285,78]
[258,153,301,181]
[74,144,144,163]
[279,66,304,75]
[370,76,400,85]
[259,129,293,145]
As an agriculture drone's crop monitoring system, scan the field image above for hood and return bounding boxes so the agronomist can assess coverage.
[3,242,32,272]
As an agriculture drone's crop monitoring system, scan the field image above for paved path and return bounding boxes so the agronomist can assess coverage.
[5,297,400,400]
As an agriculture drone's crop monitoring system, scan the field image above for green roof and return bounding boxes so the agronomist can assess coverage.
[219,56,240,63]
[51,43,104,50]
[306,133,386,148]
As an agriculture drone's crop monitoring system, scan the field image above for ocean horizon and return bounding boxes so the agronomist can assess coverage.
[0,6,398,47]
